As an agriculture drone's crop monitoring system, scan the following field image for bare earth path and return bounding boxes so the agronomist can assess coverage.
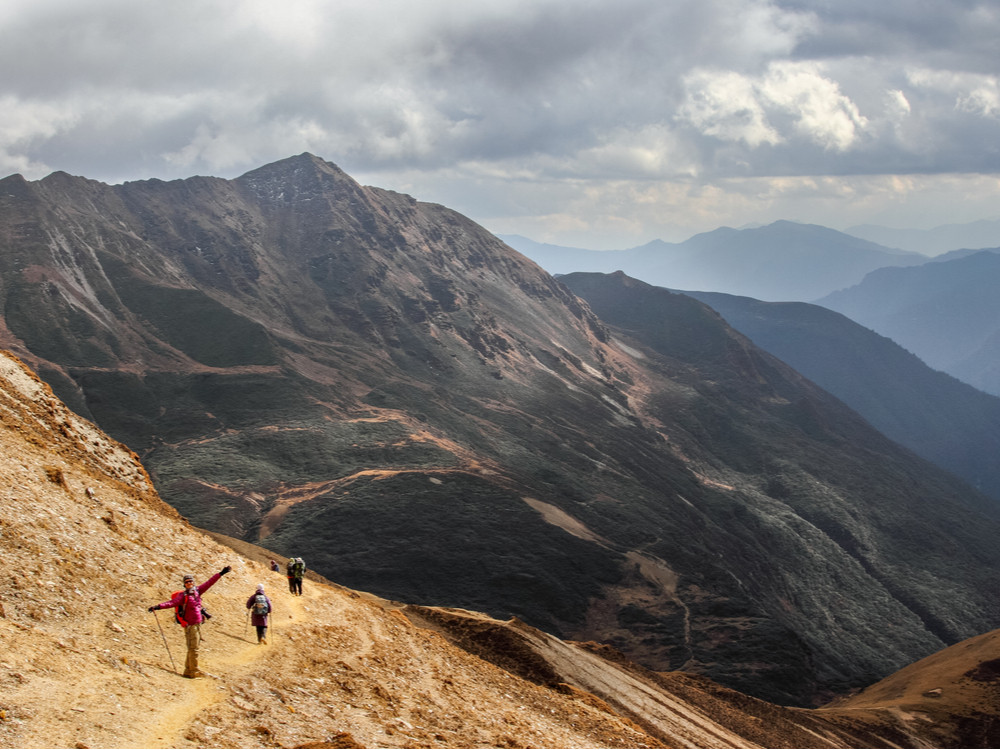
[139,579,345,748]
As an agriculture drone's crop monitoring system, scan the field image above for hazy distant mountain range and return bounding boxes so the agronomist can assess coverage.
[4,155,1000,705]
[817,250,1000,397]
[503,228,1000,397]
[845,218,1000,255]
[671,287,1000,501]
[501,222,926,302]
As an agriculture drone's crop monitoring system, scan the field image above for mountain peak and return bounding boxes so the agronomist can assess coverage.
[236,152,360,205]
[239,151,348,182]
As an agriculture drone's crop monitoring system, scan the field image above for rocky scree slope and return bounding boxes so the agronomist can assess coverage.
[3,155,1000,705]
[2,346,973,750]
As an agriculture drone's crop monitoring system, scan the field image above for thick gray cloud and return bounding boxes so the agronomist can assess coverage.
[2,0,999,246]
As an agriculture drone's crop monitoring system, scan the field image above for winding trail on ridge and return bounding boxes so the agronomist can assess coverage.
[139,579,343,748]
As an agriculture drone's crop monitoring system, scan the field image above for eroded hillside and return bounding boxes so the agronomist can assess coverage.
[4,155,1000,705]
[0,350,655,749]
[6,348,1000,748]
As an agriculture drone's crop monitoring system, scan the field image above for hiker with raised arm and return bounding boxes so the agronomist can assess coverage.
[246,583,273,644]
[148,566,231,678]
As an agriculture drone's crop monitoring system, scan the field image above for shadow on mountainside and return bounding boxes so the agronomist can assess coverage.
[5,346,1000,749]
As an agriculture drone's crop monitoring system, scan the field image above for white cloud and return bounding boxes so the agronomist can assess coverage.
[679,61,867,152]
[759,61,868,150]
[886,89,911,116]
[907,68,1000,117]
[574,125,700,178]
[958,85,1000,119]
[678,70,781,148]
[719,0,817,59]
[0,95,80,177]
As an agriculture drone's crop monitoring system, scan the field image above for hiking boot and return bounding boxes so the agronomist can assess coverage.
[184,670,206,679]
[261,637,267,645]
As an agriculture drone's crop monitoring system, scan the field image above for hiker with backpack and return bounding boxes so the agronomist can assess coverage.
[287,557,306,596]
[148,566,231,678]
[246,583,273,644]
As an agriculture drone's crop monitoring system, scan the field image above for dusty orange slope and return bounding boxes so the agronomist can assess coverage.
[815,628,1000,748]
[3,346,1000,750]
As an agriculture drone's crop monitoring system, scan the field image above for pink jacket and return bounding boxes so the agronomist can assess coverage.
[156,572,222,626]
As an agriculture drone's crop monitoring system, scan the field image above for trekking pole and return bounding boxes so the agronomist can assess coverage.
[152,609,177,674]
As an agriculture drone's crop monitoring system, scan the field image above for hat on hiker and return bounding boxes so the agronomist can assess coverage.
[183,573,195,582]
[256,583,265,592]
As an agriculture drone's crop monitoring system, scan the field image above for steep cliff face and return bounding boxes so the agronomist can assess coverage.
[2,155,1000,705]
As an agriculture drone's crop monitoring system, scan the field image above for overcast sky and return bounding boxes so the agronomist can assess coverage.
[3,0,1000,247]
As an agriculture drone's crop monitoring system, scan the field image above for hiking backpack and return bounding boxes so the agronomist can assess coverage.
[172,590,188,626]
[172,590,211,626]
[252,594,269,617]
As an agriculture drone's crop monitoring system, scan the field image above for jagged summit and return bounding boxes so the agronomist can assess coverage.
[237,152,359,203]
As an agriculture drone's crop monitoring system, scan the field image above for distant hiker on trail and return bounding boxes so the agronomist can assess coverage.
[148,566,231,678]
[287,557,306,596]
[269,559,280,573]
[246,583,273,644]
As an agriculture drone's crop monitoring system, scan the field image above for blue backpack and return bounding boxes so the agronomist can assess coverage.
[252,594,269,617]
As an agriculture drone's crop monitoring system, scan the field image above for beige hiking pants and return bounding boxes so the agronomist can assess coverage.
[184,623,201,676]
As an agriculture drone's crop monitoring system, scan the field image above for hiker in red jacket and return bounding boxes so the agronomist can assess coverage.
[148,566,230,678]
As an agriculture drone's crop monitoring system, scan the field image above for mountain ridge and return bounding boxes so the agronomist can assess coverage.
[817,250,1000,396]
[673,286,1000,503]
[845,218,1000,255]
[501,221,926,301]
[3,155,1000,705]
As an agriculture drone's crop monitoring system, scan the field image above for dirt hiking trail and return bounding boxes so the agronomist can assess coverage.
[142,581,337,747]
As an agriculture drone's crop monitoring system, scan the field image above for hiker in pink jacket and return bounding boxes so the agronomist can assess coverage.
[148,566,231,678]
[246,583,273,644]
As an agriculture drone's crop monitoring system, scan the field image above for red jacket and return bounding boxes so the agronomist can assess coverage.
[156,572,221,626]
